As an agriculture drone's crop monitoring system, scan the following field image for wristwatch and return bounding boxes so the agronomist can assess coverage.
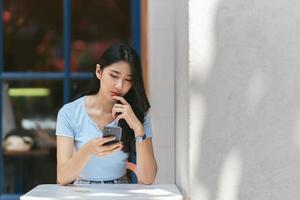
[135,134,147,144]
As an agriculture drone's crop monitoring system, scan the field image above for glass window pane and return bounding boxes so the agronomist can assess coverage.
[2,80,62,194]
[3,0,63,72]
[71,0,131,72]
[71,79,91,100]
[3,81,62,126]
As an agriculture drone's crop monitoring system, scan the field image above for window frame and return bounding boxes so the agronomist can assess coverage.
[0,0,140,198]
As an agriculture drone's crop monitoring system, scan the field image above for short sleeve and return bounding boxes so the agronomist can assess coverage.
[143,112,153,138]
[55,107,74,139]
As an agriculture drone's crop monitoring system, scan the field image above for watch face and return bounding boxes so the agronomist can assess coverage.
[136,137,142,143]
[135,135,146,143]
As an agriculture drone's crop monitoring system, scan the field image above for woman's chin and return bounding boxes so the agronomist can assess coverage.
[109,95,118,102]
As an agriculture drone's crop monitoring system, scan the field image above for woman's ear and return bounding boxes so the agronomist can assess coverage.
[95,64,102,80]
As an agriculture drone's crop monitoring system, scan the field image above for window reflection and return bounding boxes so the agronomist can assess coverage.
[1,0,134,195]
[4,81,62,130]
[2,81,61,193]
[3,0,63,72]
[71,79,91,100]
[71,0,131,72]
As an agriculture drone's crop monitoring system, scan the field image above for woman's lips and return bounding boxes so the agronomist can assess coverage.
[111,91,121,96]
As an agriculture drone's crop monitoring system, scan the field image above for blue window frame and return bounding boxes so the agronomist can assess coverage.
[0,0,140,198]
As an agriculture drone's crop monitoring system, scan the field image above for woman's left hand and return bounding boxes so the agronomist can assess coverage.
[112,96,143,133]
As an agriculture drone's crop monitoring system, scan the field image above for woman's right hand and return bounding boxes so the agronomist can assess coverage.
[85,136,123,157]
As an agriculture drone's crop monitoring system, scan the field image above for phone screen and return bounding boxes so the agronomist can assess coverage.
[102,126,122,145]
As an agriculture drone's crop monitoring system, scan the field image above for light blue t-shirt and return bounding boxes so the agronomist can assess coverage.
[55,96,153,181]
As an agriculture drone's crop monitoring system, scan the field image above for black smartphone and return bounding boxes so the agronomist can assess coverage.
[102,126,122,145]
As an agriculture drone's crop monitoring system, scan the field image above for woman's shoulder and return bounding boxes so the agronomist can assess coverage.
[143,111,152,125]
[144,111,151,118]
[59,96,85,114]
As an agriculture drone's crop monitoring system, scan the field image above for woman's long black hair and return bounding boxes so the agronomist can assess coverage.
[84,43,150,153]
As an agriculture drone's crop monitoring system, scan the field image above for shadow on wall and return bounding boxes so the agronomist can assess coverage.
[192,0,300,200]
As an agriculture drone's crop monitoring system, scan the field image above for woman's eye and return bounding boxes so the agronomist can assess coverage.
[126,79,132,82]
[110,74,118,79]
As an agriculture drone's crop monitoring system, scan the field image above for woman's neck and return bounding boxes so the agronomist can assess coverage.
[87,91,113,114]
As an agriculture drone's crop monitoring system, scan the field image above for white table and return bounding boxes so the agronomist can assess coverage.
[20,184,183,200]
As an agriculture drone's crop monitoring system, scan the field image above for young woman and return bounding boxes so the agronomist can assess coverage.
[56,43,157,185]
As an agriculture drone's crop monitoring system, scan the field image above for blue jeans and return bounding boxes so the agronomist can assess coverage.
[73,175,129,185]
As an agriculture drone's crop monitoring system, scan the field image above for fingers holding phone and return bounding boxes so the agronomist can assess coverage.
[86,133,123,157]
[95,140,123,157]
[94,126,123,156]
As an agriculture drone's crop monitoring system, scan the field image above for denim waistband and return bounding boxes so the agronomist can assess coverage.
[73,175,129,185]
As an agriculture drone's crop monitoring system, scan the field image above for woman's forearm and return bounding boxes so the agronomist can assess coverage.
[135,128,157,184]
[57,146,91,185]
[136,141,157,184]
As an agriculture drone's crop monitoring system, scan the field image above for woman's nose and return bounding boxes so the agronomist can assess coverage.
[115,79,123,90]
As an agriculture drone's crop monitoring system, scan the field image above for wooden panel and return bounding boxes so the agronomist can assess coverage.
[141,0,149,94]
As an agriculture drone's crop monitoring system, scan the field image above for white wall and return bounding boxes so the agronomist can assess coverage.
[147,0,175,183]
[188,0,300,200]
[149,0,300,199]
[174,0,190,198]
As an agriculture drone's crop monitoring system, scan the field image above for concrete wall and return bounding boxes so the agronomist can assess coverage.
[174,0,190,198]
[149,0,300,199]
[147,0,175,183]
[189,0,300,200]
